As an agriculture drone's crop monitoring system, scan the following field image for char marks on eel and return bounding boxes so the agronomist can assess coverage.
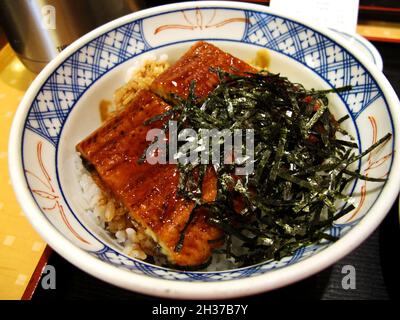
[76,42,256,267]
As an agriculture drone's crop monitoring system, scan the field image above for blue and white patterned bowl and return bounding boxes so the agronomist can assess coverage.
[330,29,383,72]
[9,1,400,299]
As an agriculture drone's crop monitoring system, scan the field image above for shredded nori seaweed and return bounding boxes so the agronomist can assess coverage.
[142,69,391,268]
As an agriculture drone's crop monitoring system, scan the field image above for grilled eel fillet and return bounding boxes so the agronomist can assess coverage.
[76,41,256,267]
[151,41,256,101]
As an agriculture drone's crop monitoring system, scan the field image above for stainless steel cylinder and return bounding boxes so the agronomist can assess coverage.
[0,0,146,73]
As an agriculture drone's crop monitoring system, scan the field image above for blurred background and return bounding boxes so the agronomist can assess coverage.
[0,0,399,300]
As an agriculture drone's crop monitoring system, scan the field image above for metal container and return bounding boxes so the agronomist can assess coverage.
[0,0,146,73]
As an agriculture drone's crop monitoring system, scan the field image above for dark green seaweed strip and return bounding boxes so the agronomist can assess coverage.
[138,69,390,269]
[342,169,387,182]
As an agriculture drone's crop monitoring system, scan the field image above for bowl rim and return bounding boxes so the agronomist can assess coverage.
[329,28,384,72]
[8,1,400,299]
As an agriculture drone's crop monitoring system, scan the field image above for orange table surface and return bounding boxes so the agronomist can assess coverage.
[0,44,49,300]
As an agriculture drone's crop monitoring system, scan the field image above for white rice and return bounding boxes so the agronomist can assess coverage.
[74,152,147,260]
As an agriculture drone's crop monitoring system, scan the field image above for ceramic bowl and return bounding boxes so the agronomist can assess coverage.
[9,1,400,299]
